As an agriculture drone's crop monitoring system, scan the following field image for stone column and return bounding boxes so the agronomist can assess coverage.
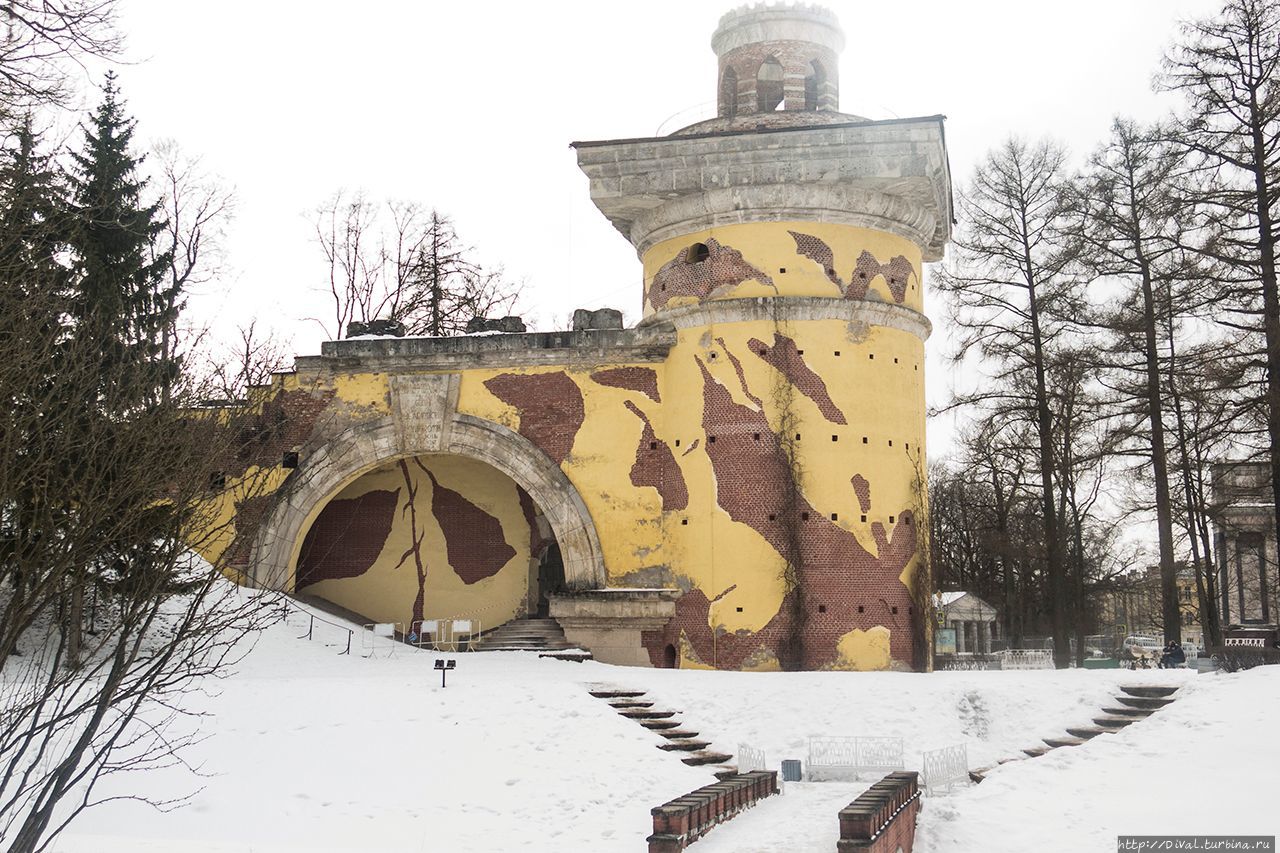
[978,620,990,655]
[952,621,965,654]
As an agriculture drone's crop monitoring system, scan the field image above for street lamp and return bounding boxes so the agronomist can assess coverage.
[434,658,456,687]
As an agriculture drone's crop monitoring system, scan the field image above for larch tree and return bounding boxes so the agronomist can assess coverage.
[934,138,1084,667]
[1162,0,1280,567]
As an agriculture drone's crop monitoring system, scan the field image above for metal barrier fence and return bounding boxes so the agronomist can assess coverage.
[408,618,481,651]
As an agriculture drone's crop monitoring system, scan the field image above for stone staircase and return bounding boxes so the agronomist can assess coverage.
[589,686,737,779]
[472,618,577,653]
[972,684,1181,781]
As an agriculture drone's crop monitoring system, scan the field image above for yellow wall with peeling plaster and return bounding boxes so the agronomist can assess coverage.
[201,221,929,672]
[642,222,925,316]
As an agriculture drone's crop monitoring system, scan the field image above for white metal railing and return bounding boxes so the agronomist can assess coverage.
[806,736,904,781]
[737,743,766,773]
[1226,637,1266,647]
[921,744,969,795]
[995,649,1054,670]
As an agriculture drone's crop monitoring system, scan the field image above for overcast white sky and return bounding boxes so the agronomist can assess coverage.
[89,0,1218,459]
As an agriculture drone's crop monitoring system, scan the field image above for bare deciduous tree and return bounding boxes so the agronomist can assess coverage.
[307,191,520,340]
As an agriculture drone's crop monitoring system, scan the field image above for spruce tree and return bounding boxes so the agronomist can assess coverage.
[68,71,175,410]
[0,117,74,667]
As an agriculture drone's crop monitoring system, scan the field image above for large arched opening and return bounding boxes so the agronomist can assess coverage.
[292,452,570,631]
[248,413,606,632]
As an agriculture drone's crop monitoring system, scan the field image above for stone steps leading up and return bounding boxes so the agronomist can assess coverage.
[1116,695,1175,710]
[1119,685,1179,698]
[589,684,734,781]
[1093,715,1136,729]
[472,618,573,652]
[976,684,1182,786]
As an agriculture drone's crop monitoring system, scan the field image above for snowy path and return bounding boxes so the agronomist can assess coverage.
[694,781,869,853]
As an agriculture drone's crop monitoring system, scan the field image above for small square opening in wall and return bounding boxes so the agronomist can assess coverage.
[801,512,810,521]
[889,515,895,523]
[830,513,838,521]
[675,439,681,447]
[736,606,744,613]
[710,352,718,360]
[862,436,868,444]
[860,514,867,522]
[709,435,717,443]
[754,433,761,441]
[891,606,899,615]
[894,357,899,364]
[914,365,919,371]
[834,351,841,357]
[681,518,688,526]
[650,441,658,450]
[818,604,827,614]
[888,439,893,447]
[795,433,801,441]
[857,605,865,613]
[869,353,875,360]
[779,267,787,273]
[832,435,838,442]
[797,349,805,355]
[282,451,299,469]
[769,513,777,521]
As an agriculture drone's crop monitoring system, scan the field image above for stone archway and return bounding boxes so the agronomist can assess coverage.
[248,386,606,595]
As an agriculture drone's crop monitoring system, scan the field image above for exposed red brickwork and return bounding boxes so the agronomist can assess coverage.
[717,39,839,114]
[484,372,585,466]
[643,356,917,669]
[517,485,546,558]
[837,772,921,853]
[425,466,515,585]
[590,366,661,402]
[624,401,688,512]
[749,333,847,425]
[648,238,774,312]
[715,336,764,408]
[296,489,400,587]
[219,388,337,566]
[851,475,871,513]
[789,230,843,288]
[849,251,915,303]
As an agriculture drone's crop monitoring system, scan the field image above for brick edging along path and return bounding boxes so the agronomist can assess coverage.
[646,771,780,853]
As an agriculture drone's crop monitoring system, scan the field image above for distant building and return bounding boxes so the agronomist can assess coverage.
[1097,564,1203,648]
[934,591,999,655]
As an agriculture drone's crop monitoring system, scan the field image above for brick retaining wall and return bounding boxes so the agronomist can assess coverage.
[837,771,922,852]
[647,771,779,852]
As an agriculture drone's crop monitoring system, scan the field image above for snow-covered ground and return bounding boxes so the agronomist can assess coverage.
[25,596,1275,853]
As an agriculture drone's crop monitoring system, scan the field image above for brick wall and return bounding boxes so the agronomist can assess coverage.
[837,771,922,853]
[647,771,779,852]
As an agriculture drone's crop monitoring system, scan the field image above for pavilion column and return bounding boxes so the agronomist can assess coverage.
[978,620,990,655]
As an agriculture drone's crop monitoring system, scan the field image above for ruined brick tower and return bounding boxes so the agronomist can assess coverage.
[208,3,950,672]
[573,3,952,670]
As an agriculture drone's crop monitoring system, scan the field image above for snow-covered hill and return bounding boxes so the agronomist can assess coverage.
[36,596,1275,853]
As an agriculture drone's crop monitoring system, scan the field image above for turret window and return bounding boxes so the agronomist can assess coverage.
[757,56,784,111]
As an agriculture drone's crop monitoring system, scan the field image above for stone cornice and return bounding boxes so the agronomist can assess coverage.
[573,116,953,261]
[637,296,932,342]
[296,327,677,375]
